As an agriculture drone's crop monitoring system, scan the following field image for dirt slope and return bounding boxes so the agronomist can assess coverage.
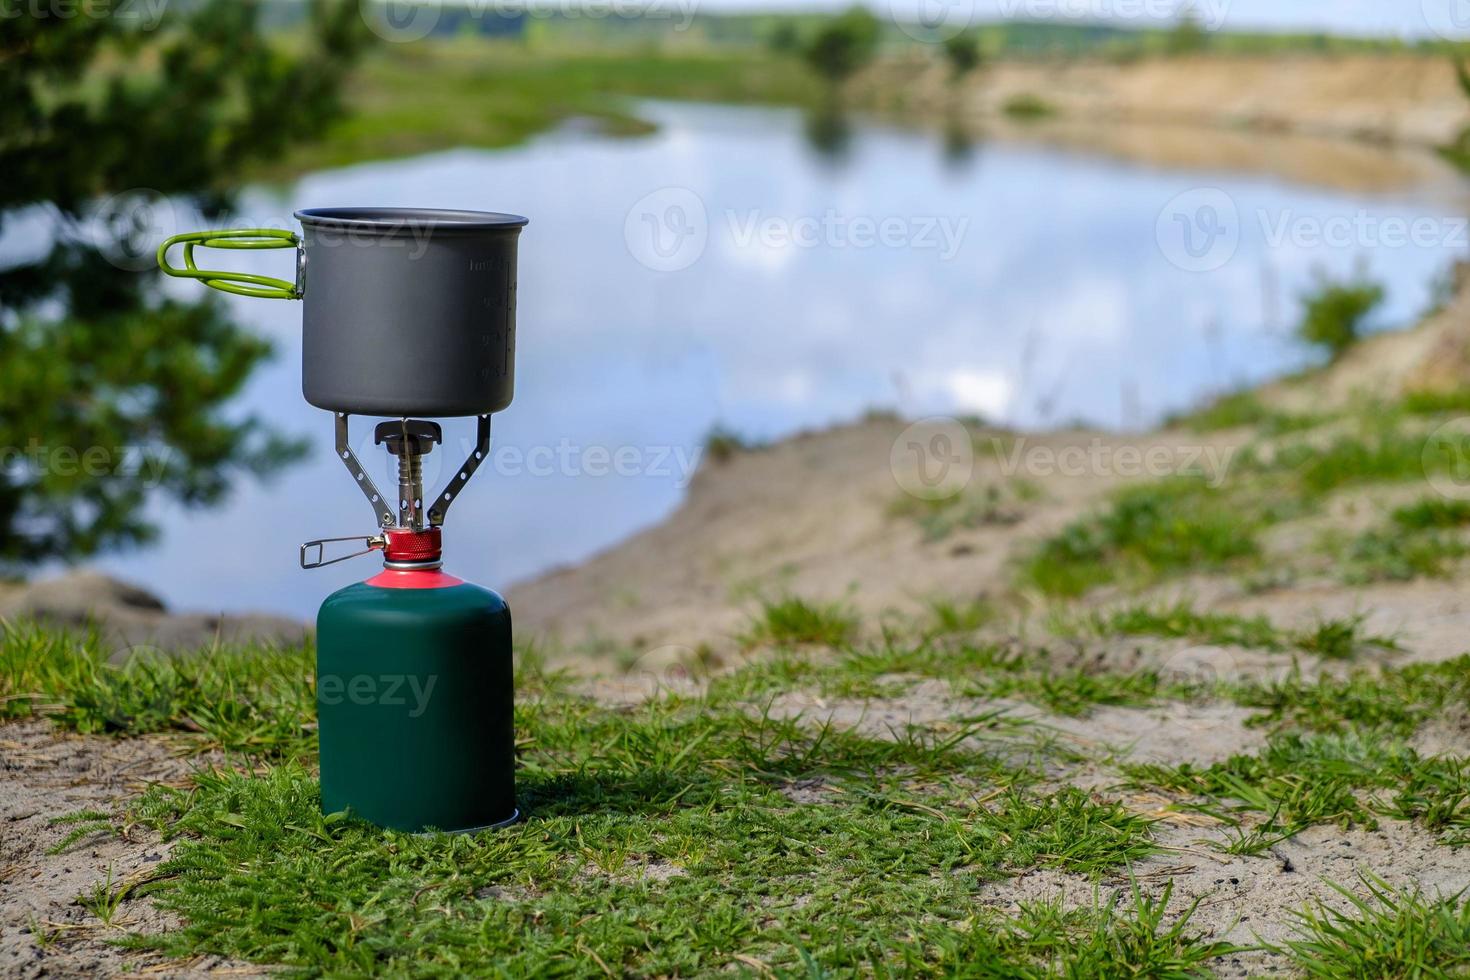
[857,53,1470,194]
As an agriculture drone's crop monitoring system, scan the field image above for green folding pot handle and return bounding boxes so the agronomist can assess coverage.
[156,228,302,300]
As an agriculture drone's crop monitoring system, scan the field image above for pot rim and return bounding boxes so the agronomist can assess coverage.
[294,207,529,236]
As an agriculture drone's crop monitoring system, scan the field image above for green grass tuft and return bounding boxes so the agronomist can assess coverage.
[1019,479,1259,598]
[1392,498,1470,530]
[1089,601,1286,650]
[1174,390,1323,436]
[744,596,859,648]
[1292,616,1400,660]
[1278,875,1470,978]
[1,622,317,760]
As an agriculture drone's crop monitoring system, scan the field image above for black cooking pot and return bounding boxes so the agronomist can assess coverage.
[158,207,528,418]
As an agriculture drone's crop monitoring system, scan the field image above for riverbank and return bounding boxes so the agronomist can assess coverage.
[261,42,1470,193]
[510,264,1470,662]
[256,42,818,178]
[859,52,1469,149]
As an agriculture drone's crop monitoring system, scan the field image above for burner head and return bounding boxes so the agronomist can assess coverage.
[374,420,442,457]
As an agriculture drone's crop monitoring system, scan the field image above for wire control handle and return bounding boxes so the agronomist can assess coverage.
[300,535,385,570]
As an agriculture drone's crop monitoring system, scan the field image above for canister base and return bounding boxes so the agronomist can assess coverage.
[431,807,521,836]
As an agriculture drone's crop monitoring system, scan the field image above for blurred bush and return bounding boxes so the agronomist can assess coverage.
[1296,269,1386,362]
[0,1,368,566]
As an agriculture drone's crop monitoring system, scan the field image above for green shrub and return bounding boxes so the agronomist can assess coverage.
[1296,271,1386,361]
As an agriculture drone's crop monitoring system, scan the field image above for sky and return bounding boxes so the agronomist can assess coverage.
[695,0,1469,40]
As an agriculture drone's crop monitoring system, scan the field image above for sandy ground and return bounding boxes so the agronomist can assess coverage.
[850,53,1470,199]
[0,721,260,978]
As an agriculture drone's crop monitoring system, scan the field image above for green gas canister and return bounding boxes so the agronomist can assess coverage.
[315,527,516,832]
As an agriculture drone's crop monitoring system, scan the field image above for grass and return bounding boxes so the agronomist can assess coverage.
[1130,730,1470,851]
[1293,616,1401,660]
[702,423,766,464]
[1120,654,1470,851]
[1173,390,1324,437]
[743,596,859,648]
[0,618,1205,975]
[1400,388,1470,416]
[714,633,1183,718]
[1276,875,1470,978]
[0,621,1193,977]
[262,39,820,178]
[1089,601,1288,650]
[1020,402,1470,598]
[1019,478,1261,598]
[1232,656,1470,737]
[116,758,1196,977]
[1001,93,1057,120]
[1338,529,1470,584]
[77,865,134,928]
[1328,498,1470,584]
[9,604,1470,973]
[1087,601,1398,659]
[924,595,994,635]
[0,624,317,761]
[1391,498,1470,530]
